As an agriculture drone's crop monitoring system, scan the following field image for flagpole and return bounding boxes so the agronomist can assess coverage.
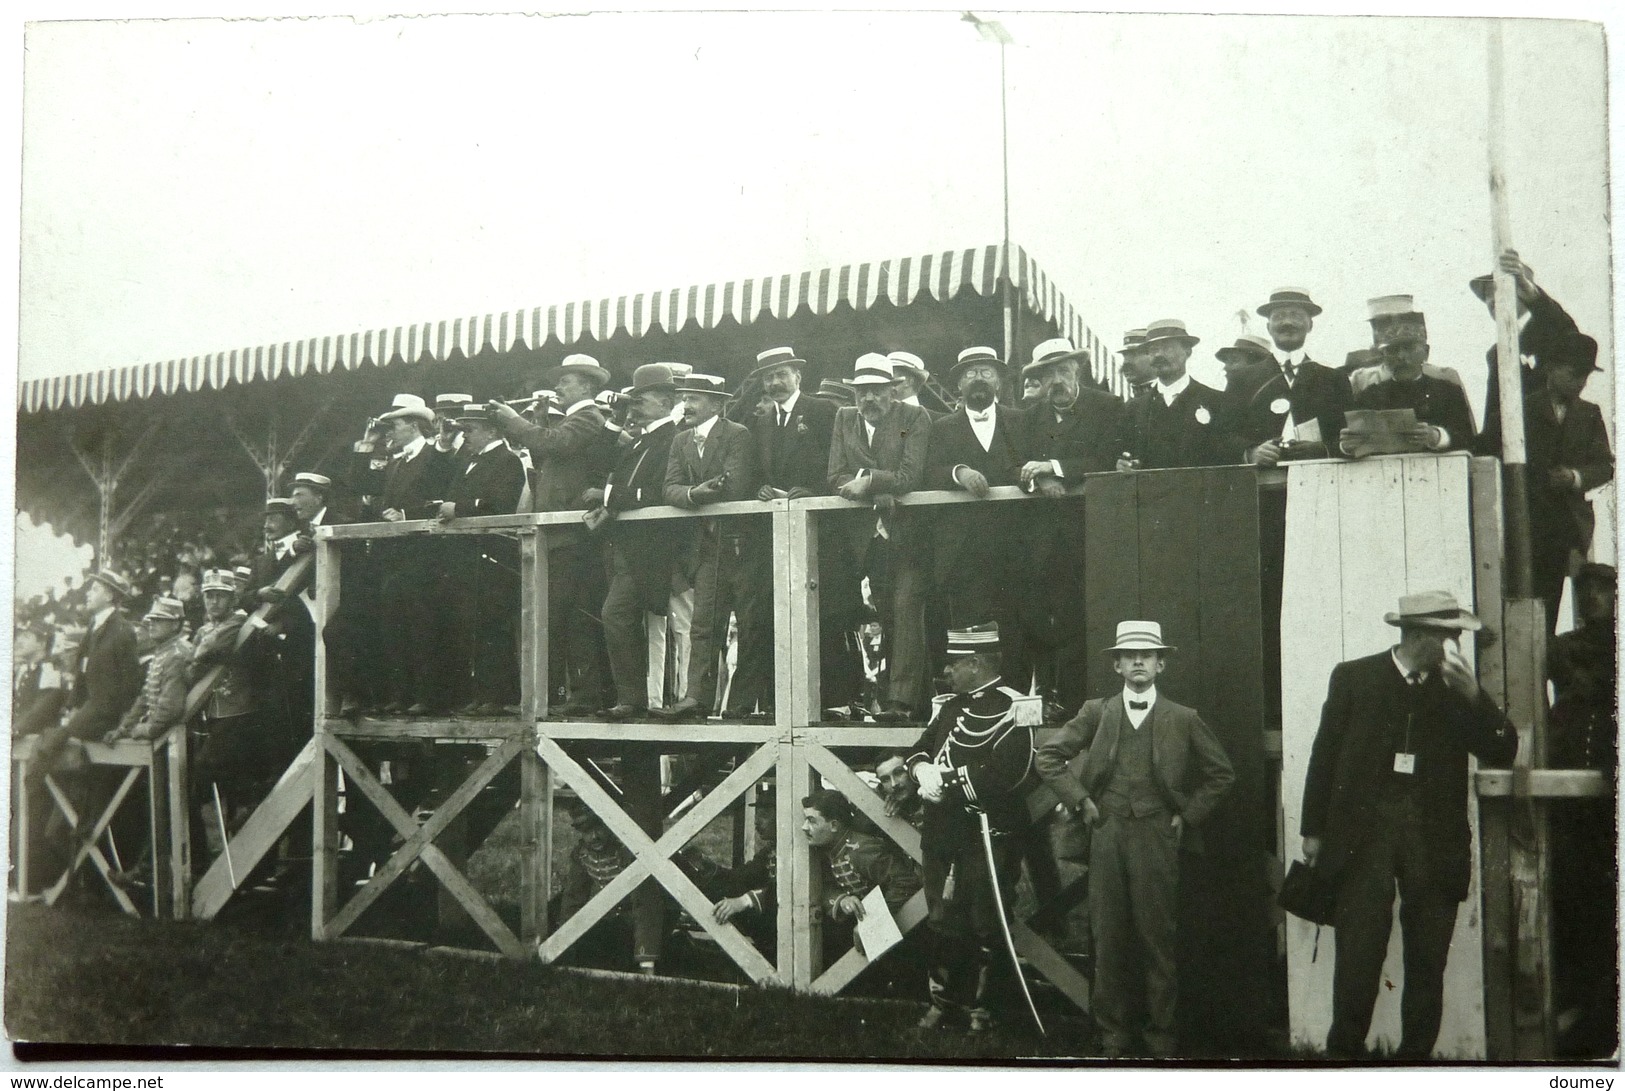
[1488,21,1533,600]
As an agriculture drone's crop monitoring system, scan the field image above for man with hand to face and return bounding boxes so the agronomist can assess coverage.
[1300,592,1516,1060]
[1035,621,1234,1057]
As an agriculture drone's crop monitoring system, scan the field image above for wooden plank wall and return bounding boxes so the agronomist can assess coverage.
[1081,465,1275,1052]
[1278,452,1486,1058]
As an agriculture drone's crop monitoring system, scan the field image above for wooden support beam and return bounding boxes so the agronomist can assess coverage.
[192,739,317,919]
[809,891,928,996]
[775,738,798,986]
[1503,598,1554,1059]
[519,746,551,945]
[519,530,550,721]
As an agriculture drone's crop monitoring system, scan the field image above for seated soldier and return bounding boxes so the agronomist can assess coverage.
[802,788,922,963]
[106,597,192,744]
[679,791,778,952]
[550,801,638,971]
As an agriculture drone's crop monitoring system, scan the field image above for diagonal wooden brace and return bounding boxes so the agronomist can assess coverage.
[41,772,141,915]
[805,743,922,861]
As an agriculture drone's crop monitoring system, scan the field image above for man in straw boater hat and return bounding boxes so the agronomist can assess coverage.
[826,353,933,721]
[927,346,1037,699]
[588,363,685,720]
[887,350,949,419]
[435,403,527,715]
[37,570,142,773]
[1117,328,1156,401]
[1299,591,1517,1059]
[1341,325,1477,458]
[1238,287,1352,466]
[1036,620,1234,1057]
[905,622,1040,1034]
[1118,320,1239,471]
[657,372,763,720]
[489,353,619,714]
[1016,337,1126,713]
[1214,332,1277,397]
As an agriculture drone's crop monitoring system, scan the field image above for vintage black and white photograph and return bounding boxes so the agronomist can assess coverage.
[4,5,1617,1068]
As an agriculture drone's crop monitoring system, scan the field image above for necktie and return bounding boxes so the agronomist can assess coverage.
[1405,671,1421,686]
[697,437,705,461]
[779,406,789,427]
[1282,361,1298,384]
[1128,699,1149,710]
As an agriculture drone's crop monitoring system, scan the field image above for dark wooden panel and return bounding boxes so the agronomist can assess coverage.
[1080,470,1143,699]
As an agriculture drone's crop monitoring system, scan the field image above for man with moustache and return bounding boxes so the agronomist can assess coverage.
[925,346,1035,700]
[1214,333,1278,396]
[1118,320,1237,470]
[659,373,762,719]
[1240,289,1352,466]
[1349,296,1470,401]
[490,355,618,714]
[1300,592,1517,1060]
[887,351,949,419]
[1017,338,1126,713]
[1117,329,1156,401]
[1344,327,1477,457]
[826,355,932,722]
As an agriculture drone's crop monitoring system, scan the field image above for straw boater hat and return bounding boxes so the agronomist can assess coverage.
[1022,337,1090,380]
[946,621,1001,658]
[143,596,186,624]
[949,346,1006,385]
[379,393,434,424]
[291,472,331,495]
[846,353,895,386]
[433,393,473,417]
[1256,287,1323,318]
[1139,320,1200,349]
[816,378,857,405]
[674,373,732,399]
[87,570,136,601]
[265,497,297,518]
[749,346,807,382]
[1367,294,1423,325]
[1383,590,1482,632]
[201,569,236,594]
[1106,620,1175,653]
[1215,333,1276,367]
[454,403,495,426]
[628,363,679,394]
[1120,328,1148,354]
[886,351,930,384]
[232,566,254,591]
[546,353,612,390]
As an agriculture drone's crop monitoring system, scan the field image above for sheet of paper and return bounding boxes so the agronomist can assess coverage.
[855,886,903,961]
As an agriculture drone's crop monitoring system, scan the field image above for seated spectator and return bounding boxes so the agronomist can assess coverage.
[551,801,638,969]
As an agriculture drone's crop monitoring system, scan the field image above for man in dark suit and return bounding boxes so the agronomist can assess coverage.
[826,355,932,721]
[491,355,618,714]
[658,373,761,719]
[1344,328,1477,456]
[1017,338,1125,712]
[436,404,526,713]
[1240,289,1352,465]
[1036,620,1235,1057]
[591,364,683,719]
[906,622,1038,1034]
[1300,591,1517,1059]
[13,622,66,739]
[47,570,142,764]
[1119,320,1238,471]
[1118,329,1156,402]
[926,346,1034,697]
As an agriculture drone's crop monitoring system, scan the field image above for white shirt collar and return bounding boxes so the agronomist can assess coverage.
[1157,373,1192,405]
[564,398,596,416]
[1391,647,1429,683]
[310,507,328,527]
[693,414,720,440]
[1122,685,1157,706]
[1275,347,1307,369]
[774,390,801,416]
[397,435,426,460]
[900,395,921,407]
[91,605,116,632]
[964,402,998,424]
[477,439,504,456]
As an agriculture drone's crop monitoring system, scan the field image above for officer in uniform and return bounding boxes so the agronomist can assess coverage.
[905,622,1038,1034]
[189,569,266,862]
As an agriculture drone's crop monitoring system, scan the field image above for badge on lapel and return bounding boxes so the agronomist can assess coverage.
[1269,397,1291,415]
[1194,406,1212,425]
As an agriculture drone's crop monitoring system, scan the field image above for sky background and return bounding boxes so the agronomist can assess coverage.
[8,6,1619,598]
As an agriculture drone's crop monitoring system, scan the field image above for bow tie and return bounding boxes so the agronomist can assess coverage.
[969,411,992,423]
[1128,699,1149,710]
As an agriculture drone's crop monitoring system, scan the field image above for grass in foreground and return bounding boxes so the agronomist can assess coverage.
[5,903,1091,1061]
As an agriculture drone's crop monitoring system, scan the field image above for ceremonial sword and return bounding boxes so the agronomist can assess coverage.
[977,808,1045,1036]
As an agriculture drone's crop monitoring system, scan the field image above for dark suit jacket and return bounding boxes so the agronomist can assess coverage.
[1523,394,1615,556]
[63,610,141,741]
[925,404,1032,577]
[606,418,680,610]
[377,442,453,521]
[1231,359,1351,457]
[1036,691,1235,851]
[1125,379,1240,469]
[827,402,932,559]
[1025,390,1127,478]
[751,393,837,495]
[1477,289,1588,456]
[13,660,66,737]
[1353,374,1478,452]
[663,417,757,506]
[1301,650,1518,901]
[444,441,526,518]
[507,405,618,513]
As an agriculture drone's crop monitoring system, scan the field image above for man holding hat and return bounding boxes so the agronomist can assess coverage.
[1240,288,1351,465]
[1344,327,1477,456]
[906,622,1038,1033]
[659,373,764,719]
[927,346,1037,694]
[490,355,619,714]
[1300,591,1517,1059]
[1119,320,1239,471]
[1036,620,1234,1057]
[592,363,685,719]
[827,354,933,721]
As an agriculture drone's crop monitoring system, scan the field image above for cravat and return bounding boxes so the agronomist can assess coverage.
[1128,699,1149,710]
[969,411,992,423]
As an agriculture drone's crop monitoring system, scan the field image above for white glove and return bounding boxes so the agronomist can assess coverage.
[914,762,945,803]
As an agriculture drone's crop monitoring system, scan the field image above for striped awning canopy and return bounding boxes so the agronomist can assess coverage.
[19,242,1107,413]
